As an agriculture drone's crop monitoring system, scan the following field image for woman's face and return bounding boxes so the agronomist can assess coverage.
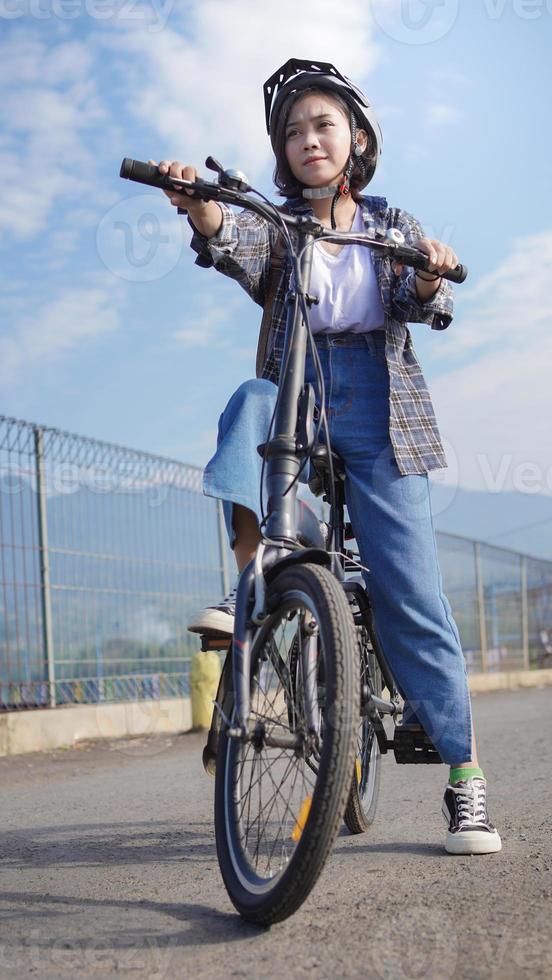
[284,92,366,189]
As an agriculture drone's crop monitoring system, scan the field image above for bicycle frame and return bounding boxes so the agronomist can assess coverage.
[231,215,332,735]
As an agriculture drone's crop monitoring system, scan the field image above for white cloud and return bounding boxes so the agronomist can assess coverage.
[171,427,219,468]
[405,142,429,162]
[0,33,107,241]
[441,230,552,361]
[429,230,552,495]
[430,69,473,88]
[1,6,382,242]
[376,104,405,120]
[0,275,126,386]
[28,228,82,273]
[172,289,252,352]
[100,0,382,180]
[173,305,235,349]
[426,103,462,127]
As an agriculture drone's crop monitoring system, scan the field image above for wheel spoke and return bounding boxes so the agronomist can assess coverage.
[229,597,322,879]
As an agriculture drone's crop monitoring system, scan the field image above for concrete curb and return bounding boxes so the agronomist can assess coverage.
[468,668,552,693]
[1,670,551,758]
[0,697,192,758]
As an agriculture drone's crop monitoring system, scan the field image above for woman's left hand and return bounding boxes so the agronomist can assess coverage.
[392,237,459,277]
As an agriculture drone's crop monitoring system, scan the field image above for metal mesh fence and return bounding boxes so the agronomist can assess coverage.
[436,533,550,673]
[1,416,229,710]
[1,414,551,710]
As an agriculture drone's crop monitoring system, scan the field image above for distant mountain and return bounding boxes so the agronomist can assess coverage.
[429,482,552,562]
[2,474,551,563]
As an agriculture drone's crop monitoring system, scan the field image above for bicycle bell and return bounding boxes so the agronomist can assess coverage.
[385,228,405,245]
[222,169,251,191]
[205,156,251,192]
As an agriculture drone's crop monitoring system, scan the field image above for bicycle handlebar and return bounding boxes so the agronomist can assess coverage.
[119,157,468,283]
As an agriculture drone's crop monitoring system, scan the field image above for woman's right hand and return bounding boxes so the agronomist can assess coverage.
[148,159,204,214]
[149,159,223,238]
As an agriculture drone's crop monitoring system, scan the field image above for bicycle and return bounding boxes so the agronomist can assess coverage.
[120,156,467,925]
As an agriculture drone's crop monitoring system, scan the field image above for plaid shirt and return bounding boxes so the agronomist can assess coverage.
[190,194,453,475]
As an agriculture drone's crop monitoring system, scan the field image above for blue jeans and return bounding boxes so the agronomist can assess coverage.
[203,330,472,765]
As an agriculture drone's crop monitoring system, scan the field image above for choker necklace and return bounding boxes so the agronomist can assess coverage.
[302,185,339,199]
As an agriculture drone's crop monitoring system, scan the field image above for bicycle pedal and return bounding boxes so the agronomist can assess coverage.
[391,727,443,764]
[200,633,232,652]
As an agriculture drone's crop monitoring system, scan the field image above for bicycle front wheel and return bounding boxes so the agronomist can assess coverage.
[214,561,359,925]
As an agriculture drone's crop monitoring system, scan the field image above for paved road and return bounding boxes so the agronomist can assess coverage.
[1,688,551,980]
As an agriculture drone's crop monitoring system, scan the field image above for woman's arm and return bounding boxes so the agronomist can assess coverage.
[188,205,274,307]
[151,159,273,306]
[151,159,223,236]
[395,235,459,302]
[387,208,456,330]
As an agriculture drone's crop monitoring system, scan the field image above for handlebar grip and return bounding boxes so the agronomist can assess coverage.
[119,158,167,188]
[443,263,467,284]
[408,249,468,284]
[119,157,205,200]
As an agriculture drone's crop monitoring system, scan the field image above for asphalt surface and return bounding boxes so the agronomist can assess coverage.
[1,688,551,980]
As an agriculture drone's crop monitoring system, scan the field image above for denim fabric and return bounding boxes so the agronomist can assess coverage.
[202,329,472,765]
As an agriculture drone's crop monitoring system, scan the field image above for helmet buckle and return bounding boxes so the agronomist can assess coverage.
[338,176,350,196]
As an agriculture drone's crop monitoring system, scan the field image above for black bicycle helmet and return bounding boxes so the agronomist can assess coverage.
[263,59,383,226]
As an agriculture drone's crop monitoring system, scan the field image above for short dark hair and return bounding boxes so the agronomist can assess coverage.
[271,86,378,201]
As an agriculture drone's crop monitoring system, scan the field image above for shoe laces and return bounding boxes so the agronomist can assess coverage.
[452,778,487,825]
[219,586,237,613]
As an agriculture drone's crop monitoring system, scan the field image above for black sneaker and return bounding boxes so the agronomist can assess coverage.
[187,587,236,636]
[442,777,502,854]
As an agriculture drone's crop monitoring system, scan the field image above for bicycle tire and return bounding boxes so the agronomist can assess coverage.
[343,636,382,834]
[214,561,359,925]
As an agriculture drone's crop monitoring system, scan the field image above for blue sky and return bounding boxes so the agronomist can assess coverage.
[1,0,551,499]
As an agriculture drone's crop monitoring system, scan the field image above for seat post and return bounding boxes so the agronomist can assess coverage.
[331,474,346,556]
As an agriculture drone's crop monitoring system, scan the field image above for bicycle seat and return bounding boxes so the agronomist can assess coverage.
[308,443,346,497]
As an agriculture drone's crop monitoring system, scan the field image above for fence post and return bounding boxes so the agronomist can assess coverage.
[35,427,56,706]
[521,555,529,669]
[474,541,488,673]
[216,498,231,597]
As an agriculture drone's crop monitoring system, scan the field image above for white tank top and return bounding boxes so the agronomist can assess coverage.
[307,204,385,334]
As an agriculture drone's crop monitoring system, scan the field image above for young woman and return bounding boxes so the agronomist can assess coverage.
[153,59,501,855]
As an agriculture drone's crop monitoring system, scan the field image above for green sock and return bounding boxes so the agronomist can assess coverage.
[449,766,484,785]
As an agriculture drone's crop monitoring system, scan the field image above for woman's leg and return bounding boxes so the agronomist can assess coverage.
[343,456,473,765]
[188,379,274,635]
[306,333,499,851]
[204,376,309,569]
[203,377,278,550]
[232,503,261,572]
[310,333,473,766]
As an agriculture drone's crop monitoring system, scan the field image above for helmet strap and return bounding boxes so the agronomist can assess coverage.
[329,110,357,228]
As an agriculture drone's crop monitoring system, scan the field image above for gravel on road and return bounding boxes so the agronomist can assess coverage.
[0,688,551,980]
